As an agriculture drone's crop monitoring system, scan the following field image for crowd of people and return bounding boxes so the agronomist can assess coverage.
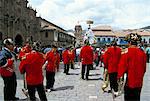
[0,32,148,101]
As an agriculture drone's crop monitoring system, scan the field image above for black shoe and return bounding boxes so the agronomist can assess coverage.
[12,97,19,100]
[66,73,70,75]
[50,88,55,91]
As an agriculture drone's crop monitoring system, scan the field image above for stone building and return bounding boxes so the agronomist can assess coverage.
[74,24,83,47]
[39,17,75,47]
[0,0,40,46]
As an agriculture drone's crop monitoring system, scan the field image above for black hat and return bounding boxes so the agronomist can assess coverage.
[52,44,57,48]
[111,39,117,46]
[33,42,41,51]
[124,33,141,44]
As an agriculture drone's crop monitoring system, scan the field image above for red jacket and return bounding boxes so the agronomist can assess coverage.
[45,50,58,72]
[118,47,146,88]
[62,50,69,64]
[19,51,45,85]
[68,50,75,62]
[0,59,14,77]
[56,52,60,71]
[94,51,98,61]
[80,45,93,65]
[18,45,32,60]
[103,46,121,73]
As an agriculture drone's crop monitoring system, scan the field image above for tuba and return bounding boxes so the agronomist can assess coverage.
[101,68,109,92]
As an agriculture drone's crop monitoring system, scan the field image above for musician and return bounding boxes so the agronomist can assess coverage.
[0,38,19,100]
[62,47,70,75]
[80,39,93,80]
[103,40,121,95]
[118,33,147,101]
[19,42,47,101]
[45,44,59,92]
[68,46,75,69]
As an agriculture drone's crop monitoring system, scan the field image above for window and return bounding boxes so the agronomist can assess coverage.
[120,39,123,42]
[45,31,48,38]
[149,38,150,43]
[143,38,146,43]
[97,38,100,42]
[107,38,110,42]
[102,38,105,41]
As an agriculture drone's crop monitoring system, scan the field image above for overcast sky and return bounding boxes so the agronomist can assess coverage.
[28,0,150,30]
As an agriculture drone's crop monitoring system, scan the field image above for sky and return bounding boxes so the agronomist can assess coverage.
[28,0,150,30]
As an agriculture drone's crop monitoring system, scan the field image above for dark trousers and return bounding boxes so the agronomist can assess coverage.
[2,72,17,100]
[81,64,92,79]
[124,86,141,101]
[64,64,69,74]
[109,72,118,92]
[146,53,150,63]
[46,71,55,89]
[27,84,47,101]
[70,62,74,69]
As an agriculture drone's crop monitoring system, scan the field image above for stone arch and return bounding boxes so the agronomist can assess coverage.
[15,34,23,46]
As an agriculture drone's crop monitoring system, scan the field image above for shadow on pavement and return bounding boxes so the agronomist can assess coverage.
[88,77,103,81]
[89,73,101,76]
[68,73,80,75]
[18,97,39,101]
[54,86,74,91]
[73,68,80,70]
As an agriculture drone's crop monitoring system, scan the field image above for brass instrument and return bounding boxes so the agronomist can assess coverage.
[101,69,109,92]
[117,73,127,96]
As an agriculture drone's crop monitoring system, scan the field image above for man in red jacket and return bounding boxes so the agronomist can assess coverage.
[68,46,75,69]
[62,47,70,74]
[118,33,146,101]
[80,39,93,80]
[19,42,47,101]
[45,44,59,92]
[103,40,121,95]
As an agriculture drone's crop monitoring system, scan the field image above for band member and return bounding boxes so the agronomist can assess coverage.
[0,38,19,100]
[101,44,111,92]
[45,44,59,92]
[80,39,93,80]
[18,42,32,60]
[68,46,75,69]
[19,42,47,101]
[118,33,147,101]
[56,50,60,72]
[62,47,70,75]
[103,40,121,95]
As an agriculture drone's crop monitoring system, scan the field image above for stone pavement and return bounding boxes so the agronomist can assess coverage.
[0,62,150,101]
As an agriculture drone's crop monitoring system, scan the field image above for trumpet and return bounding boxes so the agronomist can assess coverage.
[101,69,109,92]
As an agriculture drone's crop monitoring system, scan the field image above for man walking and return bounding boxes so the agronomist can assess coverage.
[80,39,93,80]
[103,40,121,96]
[118,33,147,101]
